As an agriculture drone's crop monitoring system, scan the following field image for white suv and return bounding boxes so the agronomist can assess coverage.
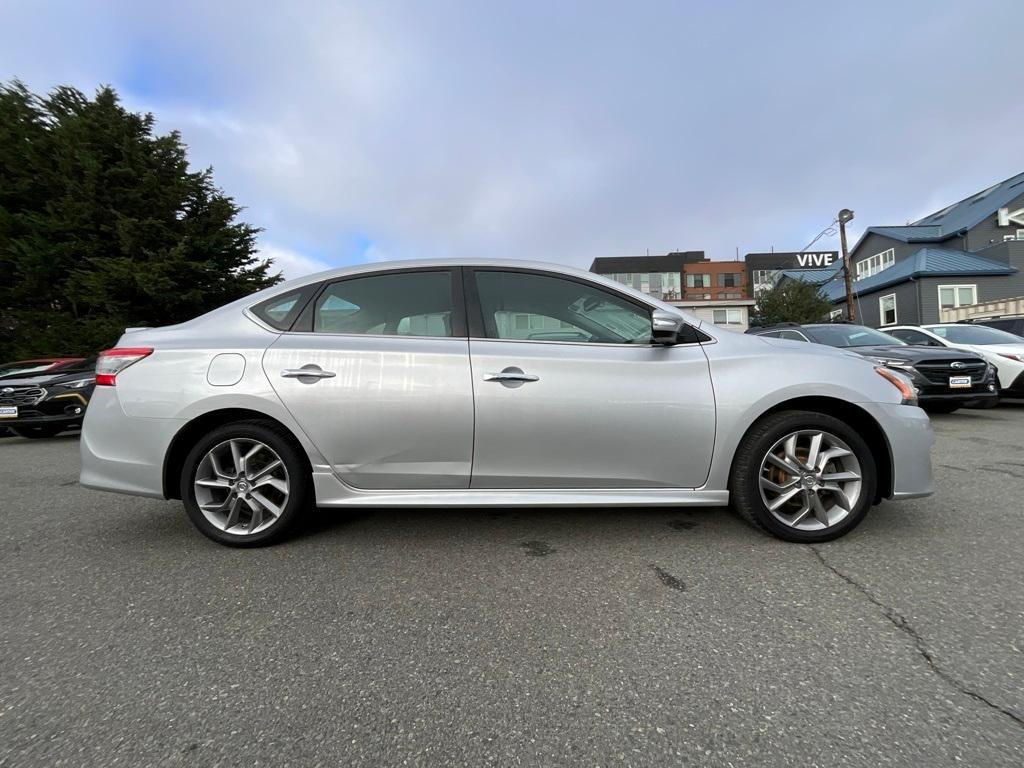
[887,324,1024,397]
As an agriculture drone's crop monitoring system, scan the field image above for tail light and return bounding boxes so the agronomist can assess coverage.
[95,348,153,386]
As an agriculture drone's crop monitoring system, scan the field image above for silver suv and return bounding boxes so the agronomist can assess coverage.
[80,260,933,546]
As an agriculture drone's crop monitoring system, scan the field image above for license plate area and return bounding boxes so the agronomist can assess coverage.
[949,376,972,389]
[0,405,17,418]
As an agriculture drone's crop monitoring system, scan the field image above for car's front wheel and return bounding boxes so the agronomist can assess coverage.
[729,410,876,543]
[180,420,310,547]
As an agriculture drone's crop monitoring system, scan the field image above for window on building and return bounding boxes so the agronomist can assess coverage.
[716,272,742,288]
[658,272,682,300]
[712,308,743,325]
[879,294,897,326]
[1018,229,1024,240]
[686,273,711,288]
[938,284,977,310]
[855,248,895,280]
[720,292,743,299]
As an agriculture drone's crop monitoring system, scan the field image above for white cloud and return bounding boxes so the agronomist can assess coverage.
[258,242,332,280]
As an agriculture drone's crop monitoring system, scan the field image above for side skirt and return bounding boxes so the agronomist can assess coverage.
[312,471,729,508]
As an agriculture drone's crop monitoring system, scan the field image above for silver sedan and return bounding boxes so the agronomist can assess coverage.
[80,260,933,546]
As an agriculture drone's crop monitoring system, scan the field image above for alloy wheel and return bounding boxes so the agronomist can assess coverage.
[758,429,863,531]
[193,438,290,535]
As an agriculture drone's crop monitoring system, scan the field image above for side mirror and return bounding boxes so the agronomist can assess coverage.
[651,310,684,345]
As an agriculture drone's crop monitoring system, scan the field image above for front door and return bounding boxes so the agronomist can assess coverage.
[465,269,716,489]
[263,268,474,490]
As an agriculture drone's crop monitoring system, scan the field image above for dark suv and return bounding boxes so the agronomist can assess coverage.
[0,358,96,438]
[746,323,997,413]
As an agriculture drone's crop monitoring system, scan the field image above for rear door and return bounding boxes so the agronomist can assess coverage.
[263,268,474,490]
[464,268,716,489]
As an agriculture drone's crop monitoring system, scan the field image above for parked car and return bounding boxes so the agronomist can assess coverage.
[746,323,997,413]
[80,260,934,546]
[965,314,1024,338]
[0,358,96,438]
[887,323,1024,398]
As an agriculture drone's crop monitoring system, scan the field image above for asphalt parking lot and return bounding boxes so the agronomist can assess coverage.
[1,409,1023,767]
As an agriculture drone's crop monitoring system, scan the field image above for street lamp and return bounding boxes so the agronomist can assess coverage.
[838,209,855,322]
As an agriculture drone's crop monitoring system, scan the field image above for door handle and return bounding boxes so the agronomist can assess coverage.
[281,367,336,380]
[483,369,539,383]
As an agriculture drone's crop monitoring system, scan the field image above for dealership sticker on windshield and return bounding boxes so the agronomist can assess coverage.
[0,406,17,418]
[949,376,972,389]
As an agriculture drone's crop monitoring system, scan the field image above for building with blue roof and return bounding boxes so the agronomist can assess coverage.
[781,171,1024,327]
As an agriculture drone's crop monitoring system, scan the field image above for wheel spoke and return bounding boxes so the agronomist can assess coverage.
[806,433,823,472]
[765,452,800,475]
[224,497,242,530]
[195,477,231,489]
[810,492,830,525]
[251,491,282,518]
[760,475,799,493]
[229,440,245,477]
[246,497,264,530]
[254,476,288,493]
[783,435,800,468]
[248,459,282,482]
[820,470,860,482]
[768,486,803,511]
[790,497,812,525]
[816,446,852,471]
[200,496,234,514]
[208,450,233,480]
[822,484,853,512]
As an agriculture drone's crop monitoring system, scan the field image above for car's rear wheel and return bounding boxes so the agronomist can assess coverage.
[180,420,310,547]
[11,424,67,439]
[729,410,876,543]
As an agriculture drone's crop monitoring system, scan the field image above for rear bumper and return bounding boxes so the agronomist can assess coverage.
[79,389,183,499]
[860,402,934,500]
[0,413,83,427]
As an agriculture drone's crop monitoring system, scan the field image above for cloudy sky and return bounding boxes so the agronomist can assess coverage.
[3,1,1022,277]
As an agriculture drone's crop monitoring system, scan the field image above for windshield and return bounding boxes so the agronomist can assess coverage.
[808,325,906,348]
[926,325,1024,345]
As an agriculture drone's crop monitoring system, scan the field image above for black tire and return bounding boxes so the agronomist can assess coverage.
[729,410,877,543]
[180,419,310,547]
[11,424,67,438]
[922,403,960,414]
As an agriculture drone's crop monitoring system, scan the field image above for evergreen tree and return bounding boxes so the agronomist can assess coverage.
[0,81,281,359]
[750,279,835,327]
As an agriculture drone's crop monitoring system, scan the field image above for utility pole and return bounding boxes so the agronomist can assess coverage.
[838,208,856,322]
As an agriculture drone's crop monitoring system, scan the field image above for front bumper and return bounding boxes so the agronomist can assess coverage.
[1001,370,1024,396]
[859,401,934,500]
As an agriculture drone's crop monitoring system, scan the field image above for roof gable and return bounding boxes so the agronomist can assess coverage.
[849,171,1024,254]
[821,246,1016,301]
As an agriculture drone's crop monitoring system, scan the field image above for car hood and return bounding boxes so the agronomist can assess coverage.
[0,369,95,387]
[842,345,983,362]
[972,343,1024,355]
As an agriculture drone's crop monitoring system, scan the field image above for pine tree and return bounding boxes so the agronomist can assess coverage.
[0,81,281,359]
[750,279,834,327]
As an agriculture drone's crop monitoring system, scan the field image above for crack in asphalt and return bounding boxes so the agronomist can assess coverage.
[808,545,1024,729]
